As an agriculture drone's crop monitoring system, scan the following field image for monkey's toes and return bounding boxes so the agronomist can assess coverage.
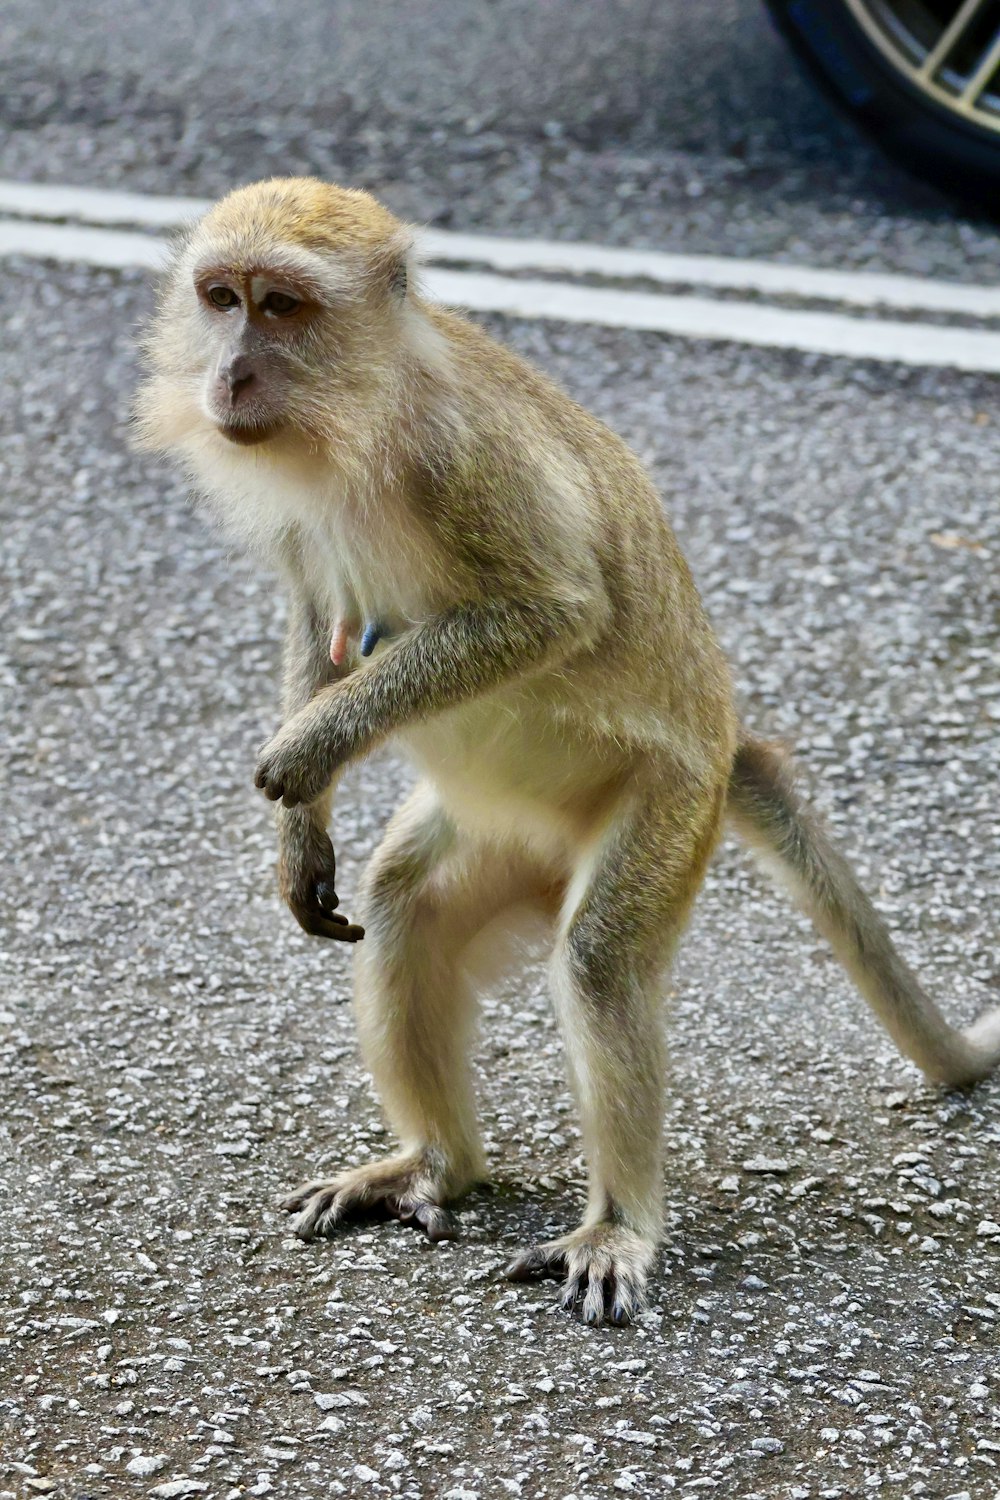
[282,1184,347,1239]
[504,1244,568,1283]
[280,1174,459,1243]
[393,1196,459,1242]
[505,1228,651,1326]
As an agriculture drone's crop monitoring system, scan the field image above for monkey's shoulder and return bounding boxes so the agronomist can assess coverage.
[424,304,672,526]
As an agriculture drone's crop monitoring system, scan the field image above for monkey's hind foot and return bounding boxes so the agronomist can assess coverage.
[505,1223,654,1326]
[280,1151,464,1244]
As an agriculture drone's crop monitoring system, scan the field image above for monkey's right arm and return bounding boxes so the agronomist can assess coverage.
[274,587,365,942]
[255,585,607,809]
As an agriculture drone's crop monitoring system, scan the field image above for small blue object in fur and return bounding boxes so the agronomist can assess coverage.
[360,622,384,657]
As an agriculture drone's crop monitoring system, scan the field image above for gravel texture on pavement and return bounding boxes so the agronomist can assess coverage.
[0,254,998,1497]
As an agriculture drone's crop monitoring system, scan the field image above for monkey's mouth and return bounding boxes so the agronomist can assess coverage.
[216,418,279,446]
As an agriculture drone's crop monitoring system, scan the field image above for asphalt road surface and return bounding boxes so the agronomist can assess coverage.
[1,4,999,1499]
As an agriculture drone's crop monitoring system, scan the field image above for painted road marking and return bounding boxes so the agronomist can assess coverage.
[4,183,1000,371]
[424,267,1000,372]
[3,178,1000,318]
[0,219,168,270]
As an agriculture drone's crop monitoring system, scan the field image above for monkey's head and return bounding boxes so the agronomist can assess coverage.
[135,178,415,458]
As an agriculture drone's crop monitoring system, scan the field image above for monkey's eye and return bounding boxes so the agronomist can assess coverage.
[261,290,301,317]
[206,285,240,310]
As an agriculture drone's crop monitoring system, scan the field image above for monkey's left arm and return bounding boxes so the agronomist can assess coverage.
[254,585,606,808]
[271,580,365,939]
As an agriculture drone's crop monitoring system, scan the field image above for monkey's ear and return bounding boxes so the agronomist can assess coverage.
[370,229,414,300]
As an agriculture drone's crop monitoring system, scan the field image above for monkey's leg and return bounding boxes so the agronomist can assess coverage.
[507,772,726,1325]
[283,783,548,1243]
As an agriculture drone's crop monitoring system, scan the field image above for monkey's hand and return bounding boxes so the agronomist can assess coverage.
[255,706,350,810]
[276,805,364,943]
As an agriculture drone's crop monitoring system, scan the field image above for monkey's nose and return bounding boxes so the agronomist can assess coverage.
[224,356,256,402]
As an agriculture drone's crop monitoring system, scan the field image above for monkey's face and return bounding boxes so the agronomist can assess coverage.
[182,246,409,451]
[192,260,326,446]
[135,179,414,462]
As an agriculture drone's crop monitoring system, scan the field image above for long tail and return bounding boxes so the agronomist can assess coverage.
[727,733,1000,1087]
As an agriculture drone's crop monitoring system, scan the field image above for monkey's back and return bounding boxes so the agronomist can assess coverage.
[420,303,738,789]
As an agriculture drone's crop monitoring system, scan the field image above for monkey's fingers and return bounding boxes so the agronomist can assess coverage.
[286,1187,349,1240]
[561,1272,586,1313]
[260,779,317,810]
[576,1266,645,1326]
[291,902,365,942]
[313,916,365,942]
[568,1265,644,1327]
[280,1184,320,1214]
[254,758,299,804]
[317,915,365,942]
[254,765,282,798]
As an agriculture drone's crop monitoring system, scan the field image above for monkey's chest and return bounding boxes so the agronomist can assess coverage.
[296,508,438,640]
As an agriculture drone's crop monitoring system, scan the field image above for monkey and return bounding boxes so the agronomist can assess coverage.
[134,177,1000,1326]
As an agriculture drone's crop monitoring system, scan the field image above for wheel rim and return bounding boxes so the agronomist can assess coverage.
[846,0,1000,132]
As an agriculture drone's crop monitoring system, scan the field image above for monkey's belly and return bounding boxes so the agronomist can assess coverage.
[398,693,626,858]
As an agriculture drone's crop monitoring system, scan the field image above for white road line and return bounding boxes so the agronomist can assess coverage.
[424,267,1000,372]
[3,178,1000,318]
[0,219,169,269]
[5,212,1000,373]
[0,180,210,230]
[423,231,1000,318]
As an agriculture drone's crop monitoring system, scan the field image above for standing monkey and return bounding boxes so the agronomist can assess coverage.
[135,179,1000,1325]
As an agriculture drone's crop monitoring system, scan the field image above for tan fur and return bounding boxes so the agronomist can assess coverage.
[135,178,1000,1326]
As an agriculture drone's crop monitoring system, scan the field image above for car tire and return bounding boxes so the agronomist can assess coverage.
[764,0,1000,206]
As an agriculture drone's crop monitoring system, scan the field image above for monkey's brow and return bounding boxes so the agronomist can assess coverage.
[193,253,346,297]
[189,242,357,300]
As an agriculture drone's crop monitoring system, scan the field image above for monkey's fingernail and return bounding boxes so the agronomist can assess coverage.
[316,880,339,909]
[560,1275,584,1311]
